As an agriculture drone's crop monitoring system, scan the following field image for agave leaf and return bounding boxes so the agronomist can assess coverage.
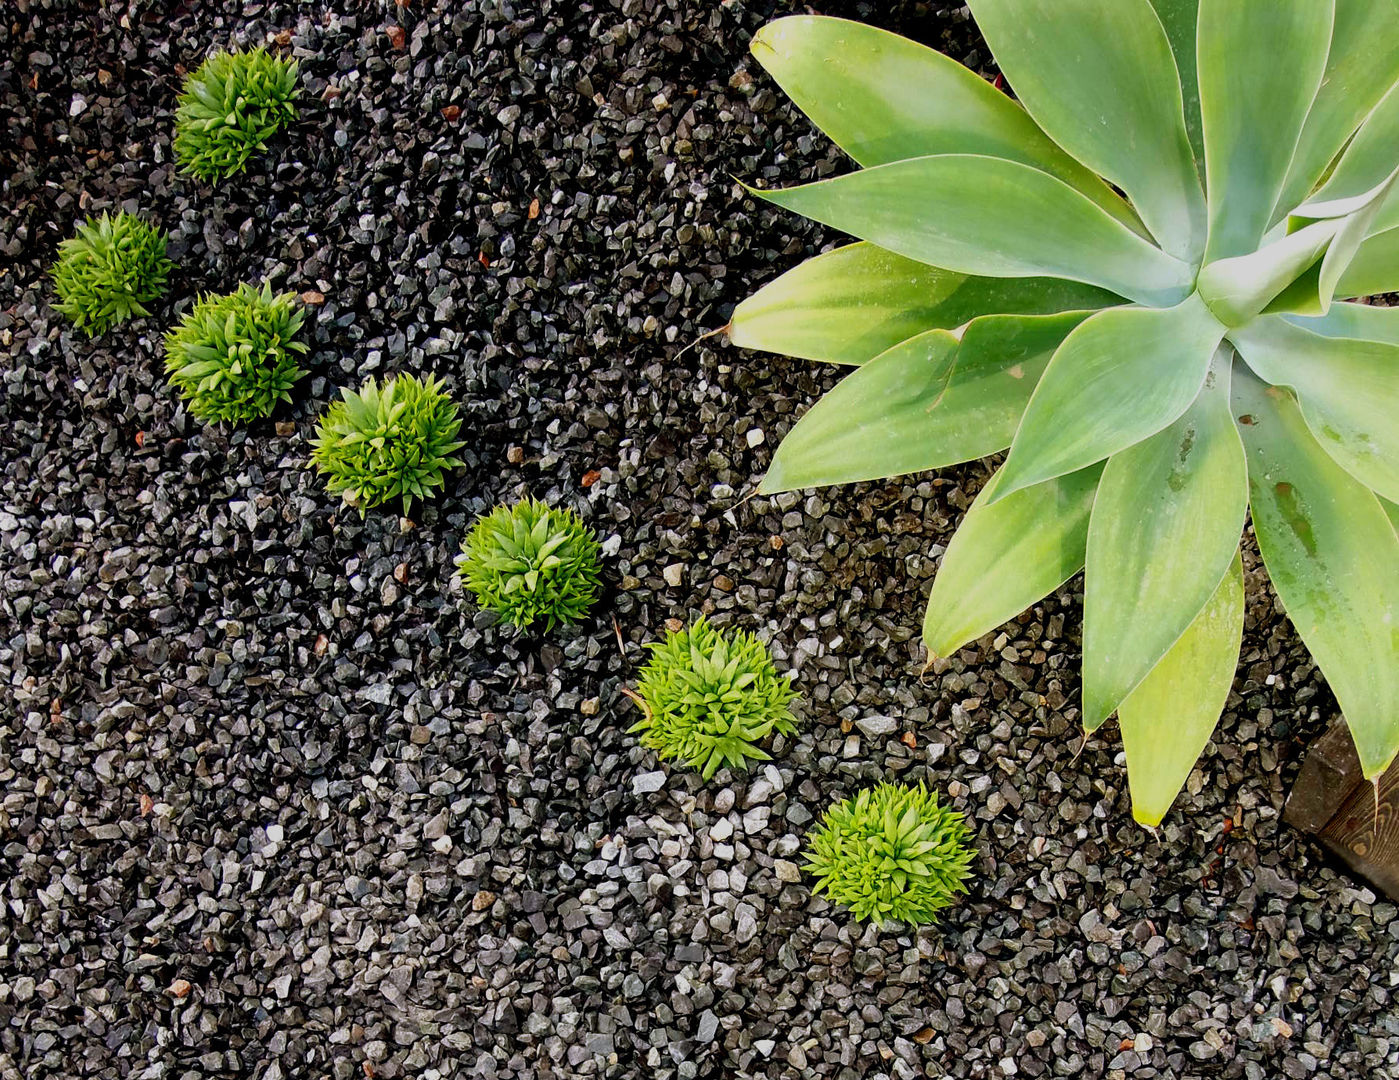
[1118,550,1244,827]
[1230,318,1399,501]
[1292,166,1399,310]
[1385,497,1399,533]
[1312,81,1399,218]
[1233,368,1399,780]
[1146,0,1203,173]
[728,242,1117,366]
[748,16,1143,235]
[1197,0,1334,261]
[923,463,1103,659]
[1292,164,1399,223]
[1273,3,1399,222]
[746,155,1195,308]
[1335,223,1399,298]
[1198,218,1340,326]
[967,0,1205,261]
[759,312,1091,494]
[1081,348,1246,730]
[991,294,1226,501]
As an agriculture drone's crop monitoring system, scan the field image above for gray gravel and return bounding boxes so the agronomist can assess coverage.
[3,1,1398,1078]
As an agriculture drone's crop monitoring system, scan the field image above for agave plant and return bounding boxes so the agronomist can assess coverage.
[733,3,1399,825]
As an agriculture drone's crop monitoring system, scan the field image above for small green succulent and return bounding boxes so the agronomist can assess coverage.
[805,782,974,926]
[627,617,797,780]
[457,497,603,631]
[164,281,307,424]
[174,45,299,181]
[310,373,465,516]
[50,211,171,336]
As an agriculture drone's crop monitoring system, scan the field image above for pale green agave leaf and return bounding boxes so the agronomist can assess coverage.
[1309,81,1399,213]
[748,16,1143,234]
[1081,348,1246,731]
[1197,0,1334,262]
[991,293,1225,500]
[1231,318,1399,501]
[967,0,1205,262]
[759,311,1090,493]
[728,242,1117,366]
[1286,302,1399,345]
[1290,166,1399,312]
[1273,2,1399,222]
[923,464,1103,659]
[1118,550,1244,827]
[1146,0,1204,174]
[745,155,1195,307]
[1335,225,1399,298]
[1233,369,1399,780]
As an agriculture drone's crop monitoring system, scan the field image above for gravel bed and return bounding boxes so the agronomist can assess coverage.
[3,1,1398,1078]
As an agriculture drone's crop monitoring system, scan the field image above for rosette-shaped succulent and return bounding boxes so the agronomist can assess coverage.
[310,373,465,516]
[164,281,307,424]
[174,46,299,181]
[805,782,974,925]
[51,211,171,336]
[458,497,603,631]
[627,617,797,780]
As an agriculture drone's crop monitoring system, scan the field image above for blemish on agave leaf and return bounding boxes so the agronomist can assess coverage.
[1273,482,1318,558]
[1163,423,1198,492]
[1006,364,1025,379]
[1237,414,1256,426]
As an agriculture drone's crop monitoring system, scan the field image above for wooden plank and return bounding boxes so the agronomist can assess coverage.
[1285,718,1399,900]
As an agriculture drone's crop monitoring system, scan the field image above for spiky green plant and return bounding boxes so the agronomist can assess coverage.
[50,211,171,336]
[627,617,797,780]
[163,281,307,424]
[734,4,1399,825]
[805,782,974,925]
[310,373,465,516]
[457,497,603,631]
[174,46,299,181]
